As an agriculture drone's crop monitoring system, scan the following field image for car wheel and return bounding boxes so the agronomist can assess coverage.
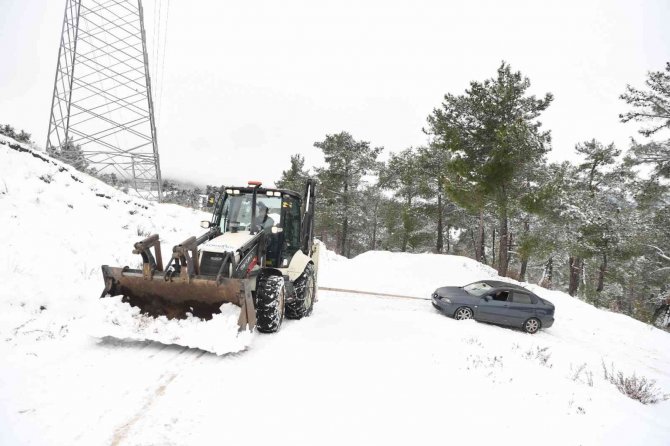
[454,306,474,320]
[523,317,541,334]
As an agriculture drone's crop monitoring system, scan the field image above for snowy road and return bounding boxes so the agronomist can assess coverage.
[3,289,670,445]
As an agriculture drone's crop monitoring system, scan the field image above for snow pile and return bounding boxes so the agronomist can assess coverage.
[321,248,670,392]
[0,134,251,355]
[320,249,499,296]
[90,298,251,355]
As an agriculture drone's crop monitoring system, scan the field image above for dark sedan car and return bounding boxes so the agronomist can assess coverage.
[431,280,555,333]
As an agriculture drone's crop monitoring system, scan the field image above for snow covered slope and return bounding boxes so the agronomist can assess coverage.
[321,250,670,378]
[1,135,670,445]
[0,135,235,347]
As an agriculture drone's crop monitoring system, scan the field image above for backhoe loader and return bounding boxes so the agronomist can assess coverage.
[101,179,318,333]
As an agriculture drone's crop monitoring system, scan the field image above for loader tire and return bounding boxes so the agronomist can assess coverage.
[286,263,316,320]
[254,274,286,333]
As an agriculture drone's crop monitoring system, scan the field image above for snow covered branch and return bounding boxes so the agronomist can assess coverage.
[646,245,670,263]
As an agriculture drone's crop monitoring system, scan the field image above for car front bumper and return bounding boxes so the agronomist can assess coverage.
[432,294,456,317]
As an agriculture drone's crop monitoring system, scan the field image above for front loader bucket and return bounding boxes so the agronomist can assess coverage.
[101,265,257,331]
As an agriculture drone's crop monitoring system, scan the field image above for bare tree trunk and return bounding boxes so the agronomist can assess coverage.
[505,232,513,274]
[335,229,342,256]
[436,193,444,253]
[371,200,379,250]
[538,256,553,288]
[340,180,348,256]
[568,256,581,296]
[596,252,607,292]
[401,197,412,252]
[470,228,478,260]
[477,211,486,263]
[341,217,348,256]
[401,230,409,252]
[497,215,509,277]
[491,227,496,268]
[519,220,530,281]
[519,257,528,282]
[445,223,451,254]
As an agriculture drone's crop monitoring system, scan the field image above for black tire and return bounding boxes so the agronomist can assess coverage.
[254,273,286,333]
[523,317,541,334]
[286,263,316,320]
[454,306,474,320]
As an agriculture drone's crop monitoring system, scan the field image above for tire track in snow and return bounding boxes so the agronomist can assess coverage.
[110,348,206,445]
[110,371,178,446]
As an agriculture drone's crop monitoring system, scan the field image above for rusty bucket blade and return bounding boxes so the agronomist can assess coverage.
[101,265,255,330]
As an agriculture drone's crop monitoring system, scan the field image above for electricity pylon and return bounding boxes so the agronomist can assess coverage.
[46,0,162,201]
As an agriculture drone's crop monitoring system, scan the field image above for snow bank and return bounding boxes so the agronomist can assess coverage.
[0,135,250,355]
[321,249,499,297]
[320,247,670,393]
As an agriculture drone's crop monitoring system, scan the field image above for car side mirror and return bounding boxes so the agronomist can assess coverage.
[482,296,490,302]
[200,221,211,229]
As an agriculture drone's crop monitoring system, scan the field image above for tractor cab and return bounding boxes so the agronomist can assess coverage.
[203,180,315,271]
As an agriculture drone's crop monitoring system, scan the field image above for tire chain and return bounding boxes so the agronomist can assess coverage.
[255,274,284,333]
[285,264,315,320]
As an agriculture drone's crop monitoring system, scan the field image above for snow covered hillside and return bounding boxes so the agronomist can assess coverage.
[0,135,212,345]
[1,135,670,445]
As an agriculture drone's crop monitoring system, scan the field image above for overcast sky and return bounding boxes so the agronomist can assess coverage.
[1,0,669,187]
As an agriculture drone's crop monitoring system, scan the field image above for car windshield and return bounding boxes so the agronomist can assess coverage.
[463,281,493,296]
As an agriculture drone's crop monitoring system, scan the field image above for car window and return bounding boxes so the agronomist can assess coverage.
[491,290,510,302]
[463,282,493,296]
[512,292,533,304]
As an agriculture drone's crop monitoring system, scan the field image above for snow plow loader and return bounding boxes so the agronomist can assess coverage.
[100,180,319,336]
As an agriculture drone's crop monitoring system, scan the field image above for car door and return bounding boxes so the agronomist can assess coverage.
[507,291,536,327]
[475,290,511,324]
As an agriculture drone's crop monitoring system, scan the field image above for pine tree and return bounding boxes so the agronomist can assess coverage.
[425,61,553,276]
[417,145,454,253]
[575,139,621,193]
[276,154,310,192]
[358,184,386,251]
[314,132,382,256]
[620,62,670,137]
[573,140,622,293]
[379,148,425,252]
